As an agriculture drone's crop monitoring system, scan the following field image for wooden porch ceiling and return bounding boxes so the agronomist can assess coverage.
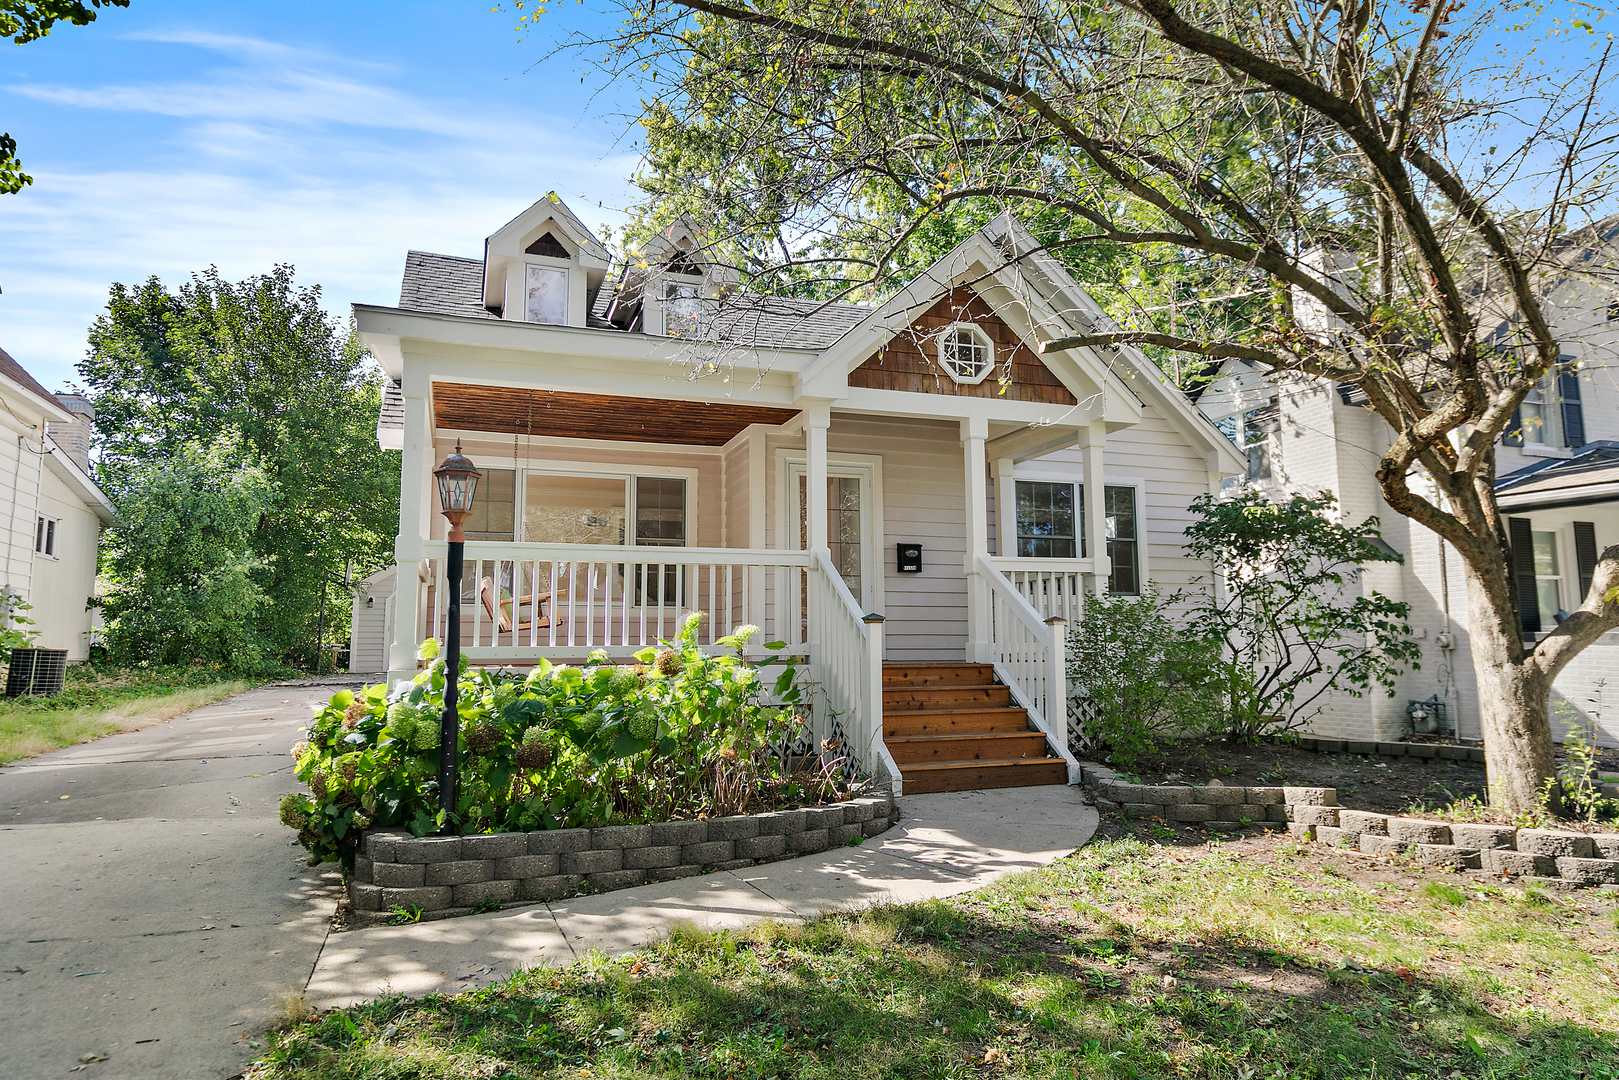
[432,383,801,446]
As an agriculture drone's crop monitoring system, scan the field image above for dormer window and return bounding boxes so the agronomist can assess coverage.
[525,264,567,324]
[937,323,994,384]
[664,280,702,338]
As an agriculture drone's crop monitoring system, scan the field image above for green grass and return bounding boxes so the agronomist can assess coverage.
[247,835,1619,1079]
[0,664,255,762]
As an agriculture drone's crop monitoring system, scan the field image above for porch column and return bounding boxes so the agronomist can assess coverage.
[388,379,434,688]
[994,456,1017,557]
[962,416,990,662]
[804,403,831,554]
[1079,420,1110,596]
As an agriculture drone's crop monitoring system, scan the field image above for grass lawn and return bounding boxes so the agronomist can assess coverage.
[0,664,255,762]
[247,827,1619,1080]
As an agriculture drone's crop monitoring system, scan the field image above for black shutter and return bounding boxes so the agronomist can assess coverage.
[1559,365,1586,448]
[1504,406,1524,447]
[1574,521,1599,607]
[1509,516,1539,635]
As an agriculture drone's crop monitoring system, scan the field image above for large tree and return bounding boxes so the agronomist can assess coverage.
[527,0,1619,810]
[1,0,130,193]
[81,265,399,669]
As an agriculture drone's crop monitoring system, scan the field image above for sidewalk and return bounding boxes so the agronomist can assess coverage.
[307,784,1097,1007]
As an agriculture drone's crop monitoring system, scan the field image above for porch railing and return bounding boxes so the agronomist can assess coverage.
[984,556,1092,625]
[417,541,811,660]
[807,548,902,792]
[973,554,1081,783]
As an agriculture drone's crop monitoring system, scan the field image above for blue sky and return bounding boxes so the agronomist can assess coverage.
[1,1,639,390]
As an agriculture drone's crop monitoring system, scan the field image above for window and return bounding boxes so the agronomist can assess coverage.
[1532,530,1562,628]
[1520,379,1554,445]
[524,264,567,325]
[520,470,688,605]
[937,324,993,384]
[1242,405,1277,480]
[1105,485,1140,594]
[663,280,702,337]
[1015,481,1078,559]
[35,516,57,557]
[463,469,515,541]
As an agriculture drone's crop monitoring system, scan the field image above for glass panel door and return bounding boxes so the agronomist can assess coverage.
[795,470,869,606]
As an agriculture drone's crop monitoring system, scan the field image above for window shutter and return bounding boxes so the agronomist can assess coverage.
[1503,407,1524,447]
[1508,516,1539,635]
[1574,521,1599,606]
[1559,367,1586,448]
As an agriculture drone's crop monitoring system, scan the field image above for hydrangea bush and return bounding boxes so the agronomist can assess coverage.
[280,615,851,868]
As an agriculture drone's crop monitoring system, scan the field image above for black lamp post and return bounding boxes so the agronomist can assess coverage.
[433,441,481,835]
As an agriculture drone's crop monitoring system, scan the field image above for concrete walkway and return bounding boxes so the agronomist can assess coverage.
[307,785,1097,1007]
[0,683,345,1080]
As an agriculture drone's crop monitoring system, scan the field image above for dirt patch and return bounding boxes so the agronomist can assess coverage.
[1119,739,1486,815]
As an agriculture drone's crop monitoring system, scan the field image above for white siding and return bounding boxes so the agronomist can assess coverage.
[30,464,102,660]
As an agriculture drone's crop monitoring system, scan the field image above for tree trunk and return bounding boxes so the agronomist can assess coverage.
[1462,560,1557,814]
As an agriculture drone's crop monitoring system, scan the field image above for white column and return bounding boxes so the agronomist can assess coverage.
[804,403,831,553]
[994,456,1017,557]
[1079,420,1110,596]
[388,380,434,687]
[962,416,990,662]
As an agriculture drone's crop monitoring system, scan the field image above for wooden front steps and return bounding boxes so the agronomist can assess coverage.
[884,663,1067,794]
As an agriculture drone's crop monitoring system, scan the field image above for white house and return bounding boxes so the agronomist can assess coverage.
[353,194,1245,793]
[0,348,116,666]
[1191,242,1619,746]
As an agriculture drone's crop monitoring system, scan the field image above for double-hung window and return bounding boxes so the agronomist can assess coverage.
[1014,481,1079,558]
[1104,486,1140,595]
[35,516,58,558]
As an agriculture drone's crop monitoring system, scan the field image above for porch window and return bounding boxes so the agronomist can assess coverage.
[520,471,687,605]
[1105,485,1140,595]
[463,469,516,541]
[1014,481,1078,559]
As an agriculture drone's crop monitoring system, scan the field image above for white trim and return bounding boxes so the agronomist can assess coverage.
[775,449,886,613]
[434,430,731,458]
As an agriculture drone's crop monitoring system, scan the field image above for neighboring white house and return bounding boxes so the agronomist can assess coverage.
[0,348,116,664]
[352,193,1246,791]
[1191,243,1619,746]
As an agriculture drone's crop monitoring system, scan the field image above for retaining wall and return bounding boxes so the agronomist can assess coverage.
[1080,761,1619,889]
[347,793,898,915]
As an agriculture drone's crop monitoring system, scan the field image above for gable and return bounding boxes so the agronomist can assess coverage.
[848,288,1077,405]
[525,231,571,258]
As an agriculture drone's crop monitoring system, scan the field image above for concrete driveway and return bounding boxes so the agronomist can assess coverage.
[0,681,354,1080]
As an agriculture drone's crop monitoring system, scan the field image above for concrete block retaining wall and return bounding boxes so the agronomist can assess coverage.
[347,793,898,915]
[1289,736,1485,762]
[1079,760,1619,890]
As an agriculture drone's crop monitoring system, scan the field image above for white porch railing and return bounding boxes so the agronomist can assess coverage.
[418,541,811,660]
[973,554,1081,783]
[984,556,1092,624]
[807,549,903,791]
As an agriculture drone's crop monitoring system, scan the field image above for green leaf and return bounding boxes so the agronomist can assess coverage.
[331,689,354,710]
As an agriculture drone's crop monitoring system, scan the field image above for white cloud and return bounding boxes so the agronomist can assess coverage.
[0,28,638,389]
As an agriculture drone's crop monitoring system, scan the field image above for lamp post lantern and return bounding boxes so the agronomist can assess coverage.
[433,441,481,835]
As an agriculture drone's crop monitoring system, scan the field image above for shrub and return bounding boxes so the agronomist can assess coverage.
[1066,585,1221,767]
[282,615,854,868]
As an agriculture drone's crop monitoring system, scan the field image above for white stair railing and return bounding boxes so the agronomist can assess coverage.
[973,553,1081,783]
[807,549,903,793]
[984,556,1089,625]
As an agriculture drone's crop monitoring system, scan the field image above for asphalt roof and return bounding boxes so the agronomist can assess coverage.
[395,249,869,349]
[1496,440,1619,510]
[0,345,68,412]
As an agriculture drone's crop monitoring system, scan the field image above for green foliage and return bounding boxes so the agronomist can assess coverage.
[97,439,278,670]
[283,619,850,868]
[1,1,131,193]
[1065,585,1220,767]
[81,264,399,669]
[1183,489,1420,740]
[0,590,36,662]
